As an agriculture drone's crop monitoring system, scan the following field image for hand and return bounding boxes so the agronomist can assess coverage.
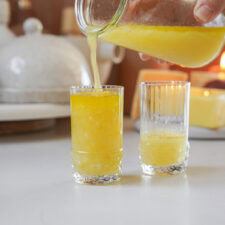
[140,0,225,61]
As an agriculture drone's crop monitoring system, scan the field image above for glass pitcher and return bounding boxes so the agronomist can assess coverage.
[75,0,225,68]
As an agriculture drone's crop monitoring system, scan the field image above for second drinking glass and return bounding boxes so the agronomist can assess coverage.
[140,81,190,175]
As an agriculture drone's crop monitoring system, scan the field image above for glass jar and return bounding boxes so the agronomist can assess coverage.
[75,0,225,68]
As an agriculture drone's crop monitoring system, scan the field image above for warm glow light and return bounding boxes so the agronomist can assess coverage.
[220,52,225,70]
[218,72,225,81]
[203,91,210,97]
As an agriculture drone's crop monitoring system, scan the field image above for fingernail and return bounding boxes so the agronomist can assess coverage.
[195,5,214,23]
[139,53,149,61]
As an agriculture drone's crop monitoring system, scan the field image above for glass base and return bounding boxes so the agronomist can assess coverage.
[73,172,120,185]
[141,161,187,175]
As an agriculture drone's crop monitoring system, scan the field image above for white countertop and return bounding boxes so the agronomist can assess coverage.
[0,118,225,225]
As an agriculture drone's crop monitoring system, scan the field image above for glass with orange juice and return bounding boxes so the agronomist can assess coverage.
[140,81,190,175]
[70,86,124,184]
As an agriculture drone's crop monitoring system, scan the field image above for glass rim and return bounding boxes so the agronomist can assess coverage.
[75,0,127,35]
[70,85,124,94]
[140,81,191,87]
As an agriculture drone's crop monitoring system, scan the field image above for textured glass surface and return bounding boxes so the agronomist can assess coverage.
[70,86,124,184]
[140,81,190,175]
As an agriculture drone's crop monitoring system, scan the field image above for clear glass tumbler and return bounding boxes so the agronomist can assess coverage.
[140,81,190,175]
[70,86,124,184]
[75,0,225,68]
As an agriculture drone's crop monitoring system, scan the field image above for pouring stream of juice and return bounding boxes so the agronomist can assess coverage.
[87,35,101,88]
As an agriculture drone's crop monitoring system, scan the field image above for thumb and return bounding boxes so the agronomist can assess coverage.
[194,0,225,23]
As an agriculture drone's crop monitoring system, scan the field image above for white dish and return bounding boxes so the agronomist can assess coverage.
[0,104,70,121]
[134,120,225,140]
[189,126,225,140]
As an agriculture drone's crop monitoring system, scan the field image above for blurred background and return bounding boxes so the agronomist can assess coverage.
[0,0,225,138]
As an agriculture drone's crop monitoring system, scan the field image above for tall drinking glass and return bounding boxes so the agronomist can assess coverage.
[140,81,190,175]
[70,86,124,184]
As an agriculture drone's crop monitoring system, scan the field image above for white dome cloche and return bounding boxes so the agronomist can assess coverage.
[0,18,92,103]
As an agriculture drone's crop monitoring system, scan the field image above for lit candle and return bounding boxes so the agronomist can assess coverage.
[190,87,225,129]
[190,52,225,129]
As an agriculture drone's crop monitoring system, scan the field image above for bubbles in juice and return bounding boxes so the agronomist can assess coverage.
[71,91,123,176]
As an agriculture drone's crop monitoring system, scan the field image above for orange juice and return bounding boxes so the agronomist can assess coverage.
[140,132,187,167]
[71,91,123,176]
[100,25,225,68]
[87,35,101,88]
